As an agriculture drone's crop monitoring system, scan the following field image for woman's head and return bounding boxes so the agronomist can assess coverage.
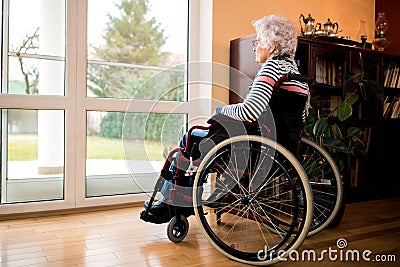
[252,15,298,62]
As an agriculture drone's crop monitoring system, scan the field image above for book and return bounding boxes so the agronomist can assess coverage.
[391,99,400,118]
[384,67,391,87]
[390,66,399,88]
[315,56,324,84]
[383,95,400,118]
[315,56,344,87]
[383,96,391,116]
[330,95,340,117]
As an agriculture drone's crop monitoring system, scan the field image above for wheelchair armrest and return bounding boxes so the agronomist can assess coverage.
[207,113,235,124]
[207,113,269,134]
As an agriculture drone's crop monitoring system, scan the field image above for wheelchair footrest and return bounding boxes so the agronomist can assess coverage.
[140,210,172,224]
[140,206,194,225]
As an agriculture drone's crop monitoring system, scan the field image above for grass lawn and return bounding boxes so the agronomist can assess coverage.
[8,134,38,161]
[87,135,168,160]
[8,134,168,161]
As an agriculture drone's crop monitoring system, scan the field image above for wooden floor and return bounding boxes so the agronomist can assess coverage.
[0,198,399,267]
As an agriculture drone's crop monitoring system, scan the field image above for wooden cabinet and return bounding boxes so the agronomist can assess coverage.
[229,34,260,104]
[230,35,400,202]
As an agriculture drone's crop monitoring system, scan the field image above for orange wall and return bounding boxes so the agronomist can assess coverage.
[211,0,375,103]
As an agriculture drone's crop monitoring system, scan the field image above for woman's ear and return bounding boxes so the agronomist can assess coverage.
[269,47,275,54]
[269,41,277,53]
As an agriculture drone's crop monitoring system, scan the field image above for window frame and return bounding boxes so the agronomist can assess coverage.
[0,0,211,215]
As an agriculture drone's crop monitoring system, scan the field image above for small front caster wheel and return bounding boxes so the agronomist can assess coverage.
[167,215,189,243]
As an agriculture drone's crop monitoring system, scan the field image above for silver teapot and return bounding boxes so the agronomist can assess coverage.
[299,13,316,37]
[323,18,339,37]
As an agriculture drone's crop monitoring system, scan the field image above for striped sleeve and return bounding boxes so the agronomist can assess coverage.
[220,61,280,122]
[221,58,310,122]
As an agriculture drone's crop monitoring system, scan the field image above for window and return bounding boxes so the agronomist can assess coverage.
[85,0,188,197]
[0,0,191,212]
[86,111,185,197]
[1,0,66,205]
[87,0,187,100]
[5,0,66,95]
[2,109,65,203]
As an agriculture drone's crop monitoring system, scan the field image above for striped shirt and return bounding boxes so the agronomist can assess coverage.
[221,57,309,122]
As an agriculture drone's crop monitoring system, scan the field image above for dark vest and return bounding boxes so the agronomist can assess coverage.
[267,81,308,154]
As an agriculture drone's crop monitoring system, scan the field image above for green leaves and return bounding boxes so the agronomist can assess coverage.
[347,127,362,138]
[337,101,352,121]
[366,79,385,102]
[324,138,348,152]
[313,117,328,137]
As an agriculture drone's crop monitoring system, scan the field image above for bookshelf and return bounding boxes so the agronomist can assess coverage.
[382,54,400,119]
[376,53,400,200]
[229,35,400,202]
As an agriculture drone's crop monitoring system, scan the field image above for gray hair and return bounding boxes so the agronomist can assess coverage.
[252,15,298,57]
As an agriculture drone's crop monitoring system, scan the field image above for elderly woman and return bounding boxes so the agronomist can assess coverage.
[144,14,309,222]
[221,14,309,153]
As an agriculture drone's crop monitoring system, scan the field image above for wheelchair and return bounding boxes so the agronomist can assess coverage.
[140,74,343,265]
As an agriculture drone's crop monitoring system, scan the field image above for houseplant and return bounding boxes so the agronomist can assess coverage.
[303,52,384,174]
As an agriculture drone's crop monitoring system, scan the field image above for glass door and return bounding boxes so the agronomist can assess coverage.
[0,0,192,213]
[1,0,67,203]
[84,0,189,198]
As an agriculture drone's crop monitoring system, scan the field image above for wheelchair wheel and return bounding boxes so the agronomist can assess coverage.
[167,215,189,243]
[298,137,343,236]
[192,135,313,265]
